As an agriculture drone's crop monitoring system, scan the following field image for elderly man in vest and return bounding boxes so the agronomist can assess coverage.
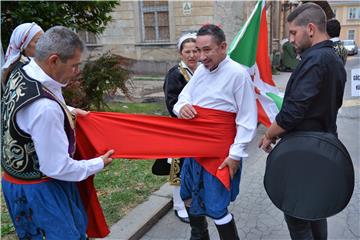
[1,26,114,240]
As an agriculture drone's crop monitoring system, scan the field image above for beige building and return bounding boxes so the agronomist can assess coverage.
[83,1,259,74]
[329,1,360,44]
[262,0,360,57]
[82,1,357,75]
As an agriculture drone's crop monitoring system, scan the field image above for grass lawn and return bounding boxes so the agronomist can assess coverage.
[1,102,168,239]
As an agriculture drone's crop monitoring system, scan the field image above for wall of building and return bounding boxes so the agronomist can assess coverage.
[85,1,254,75]
[330,1,360,44]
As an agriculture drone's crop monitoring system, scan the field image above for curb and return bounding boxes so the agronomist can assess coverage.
[100,183,173,240]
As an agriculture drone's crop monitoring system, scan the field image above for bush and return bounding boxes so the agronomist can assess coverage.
[64,52,133,111]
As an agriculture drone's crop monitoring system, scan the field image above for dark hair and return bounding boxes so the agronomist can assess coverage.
[180,38,196,52]
[197,24,225,45]
[287,3,326,32]
[326,19,341,38]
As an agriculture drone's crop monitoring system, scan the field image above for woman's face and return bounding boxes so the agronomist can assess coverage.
[180,41,199,71]
[24,31,43,57]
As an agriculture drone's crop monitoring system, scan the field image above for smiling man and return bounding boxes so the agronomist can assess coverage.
[173,24,257,240]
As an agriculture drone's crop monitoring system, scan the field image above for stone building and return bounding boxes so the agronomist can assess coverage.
[329,1,360,43]
[82,1,260,75]
[80,1,357,75]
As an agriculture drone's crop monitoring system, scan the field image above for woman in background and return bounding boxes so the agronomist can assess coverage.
[152,32,199,223]
[1,22,43,89]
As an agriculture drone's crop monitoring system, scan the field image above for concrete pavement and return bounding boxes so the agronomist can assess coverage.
[102,70,360,240]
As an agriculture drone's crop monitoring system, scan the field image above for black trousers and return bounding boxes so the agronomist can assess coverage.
[284,214,327,240]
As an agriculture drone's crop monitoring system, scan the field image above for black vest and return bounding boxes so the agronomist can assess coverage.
[1,62,76,180]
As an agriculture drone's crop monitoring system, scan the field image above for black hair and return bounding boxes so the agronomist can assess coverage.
[197,24,225,45]
[287,3,326,32]
[326,19,341,38]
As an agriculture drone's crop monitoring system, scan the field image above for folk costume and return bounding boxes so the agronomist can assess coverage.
[173,56,257,238]
[1,59,104,239]
[152,60,194,222]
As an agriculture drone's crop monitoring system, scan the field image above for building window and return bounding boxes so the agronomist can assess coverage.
[347,7,360,20]
[348,30,355,40]
[140,0,170,43]
[78,30,97,44]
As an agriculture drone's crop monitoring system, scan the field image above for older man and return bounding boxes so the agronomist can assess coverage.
[174,24,257,240]
[1,26,114,239]
[259,3,346,239]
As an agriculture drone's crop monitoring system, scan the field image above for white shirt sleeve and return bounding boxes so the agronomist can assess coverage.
[228,74,257,160]
[16,98,104,182]
[173,76,194,116]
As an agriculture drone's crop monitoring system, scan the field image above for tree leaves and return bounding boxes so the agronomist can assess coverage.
[1,1,118,48]
[63,52,134,111]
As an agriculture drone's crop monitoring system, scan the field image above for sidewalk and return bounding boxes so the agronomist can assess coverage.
[101,71,359,240]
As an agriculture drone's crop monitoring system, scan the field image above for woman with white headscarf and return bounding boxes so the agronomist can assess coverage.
[152,32,199,224]
[1,22,43,88]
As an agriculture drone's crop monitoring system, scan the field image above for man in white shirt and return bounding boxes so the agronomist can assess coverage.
[1,26,114,239]
[173,24,257,240]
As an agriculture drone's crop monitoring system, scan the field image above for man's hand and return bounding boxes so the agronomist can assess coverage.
[179,104,197,119]
[258,134,277,153]
[218,157,241,179]
[101,149,114,167]
[72,108,89,116]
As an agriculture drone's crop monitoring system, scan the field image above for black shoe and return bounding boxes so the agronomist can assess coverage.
[215,216,239,240]
[174,210,190,224]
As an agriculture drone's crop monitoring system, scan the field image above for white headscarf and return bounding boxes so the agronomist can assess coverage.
[177,32,197,51]
[2,22,43,69]
[1,42,4,67]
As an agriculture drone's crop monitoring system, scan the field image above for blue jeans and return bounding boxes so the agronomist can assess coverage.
[284,214,327,240]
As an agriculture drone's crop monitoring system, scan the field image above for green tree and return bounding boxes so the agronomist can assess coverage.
[63,53,134,111]
[1,1,119,48]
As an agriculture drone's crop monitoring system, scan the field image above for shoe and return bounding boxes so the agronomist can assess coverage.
[174,210,190,224]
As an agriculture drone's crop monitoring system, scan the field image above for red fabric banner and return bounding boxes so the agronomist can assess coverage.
[75,106,236,237]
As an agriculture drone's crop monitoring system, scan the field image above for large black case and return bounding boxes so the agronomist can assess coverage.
[264,131,354,220]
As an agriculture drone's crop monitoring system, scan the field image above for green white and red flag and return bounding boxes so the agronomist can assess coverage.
[228,0,283,128]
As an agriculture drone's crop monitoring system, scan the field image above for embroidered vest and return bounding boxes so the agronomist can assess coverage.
[1,62,76,180]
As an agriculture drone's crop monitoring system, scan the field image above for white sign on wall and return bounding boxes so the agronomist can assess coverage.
[351,68,360,97]
[183,2,192,15]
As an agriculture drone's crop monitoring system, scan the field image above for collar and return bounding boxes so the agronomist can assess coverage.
[179,61,194,75]
[300,40,333,59]
[24,59,66,101]
[207,55,229,73]
[330,37,340,42]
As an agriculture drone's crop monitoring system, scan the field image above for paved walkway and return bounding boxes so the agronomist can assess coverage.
[140,119,359,240]
[101,72,360,240]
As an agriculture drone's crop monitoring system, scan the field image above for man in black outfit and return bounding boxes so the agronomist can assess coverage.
[259,3,346,240]
[326,18,347,65]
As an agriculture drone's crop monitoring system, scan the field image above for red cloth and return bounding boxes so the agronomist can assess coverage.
[75,106,236,237]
